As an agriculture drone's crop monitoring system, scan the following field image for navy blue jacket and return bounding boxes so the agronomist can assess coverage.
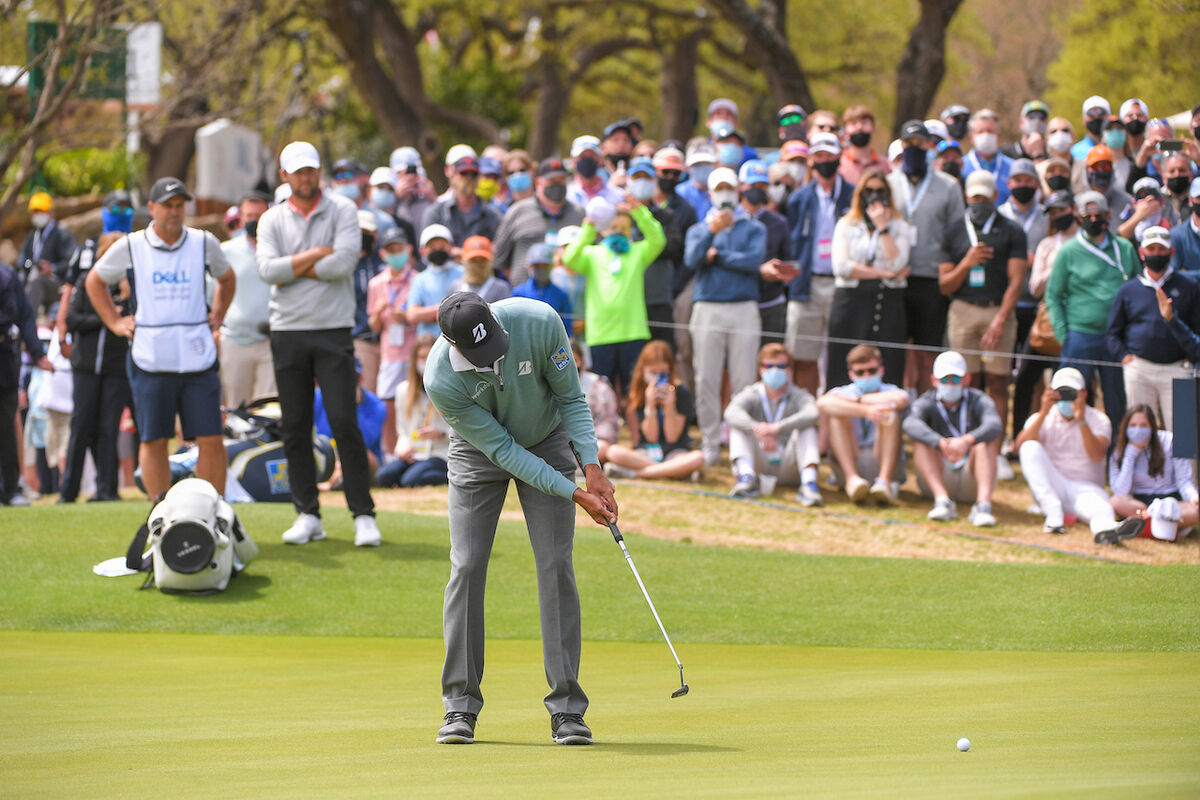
[0,263,45,388]
[1106,271,1200,365]
[785,177,854,300]
[1169,218,1200,280]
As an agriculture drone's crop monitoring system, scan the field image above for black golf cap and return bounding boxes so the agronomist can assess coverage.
[899,120,930,142]
[148,177,193,203]
[438,291,509,367]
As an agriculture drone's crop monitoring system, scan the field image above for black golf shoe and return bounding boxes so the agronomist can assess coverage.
[1094,516,1145,545]
[551,712,593,745]
[436,711,477,744]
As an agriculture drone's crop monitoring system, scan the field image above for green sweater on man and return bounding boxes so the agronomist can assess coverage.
[424,297,599,500]
[1045,231,1137,342]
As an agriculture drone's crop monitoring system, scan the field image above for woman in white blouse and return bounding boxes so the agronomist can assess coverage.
[827,168,912,389]
[1108,404,1198,540]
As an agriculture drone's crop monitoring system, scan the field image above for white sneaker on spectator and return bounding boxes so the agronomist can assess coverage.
[869,479,896,506]
[1025,502,1043,516]
[996,455,1015,481]
[927,496,957,522]
[8,493,30,507]
[354,515,382,547]
[701,445,721,467]
[846,475,870,504]
[282,513,326,544]
[603,462,638,480]
[968,502,996,527]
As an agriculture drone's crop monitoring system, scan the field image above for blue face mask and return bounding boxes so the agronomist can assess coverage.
[1056,400,1075,419]
[333,182,360,201]
[1126,425,1152,445]
[1104,129,1127,151]
[384,251,410,271]
[101,206,133,233]
[370,188,396,209]
[603,234,630,254]
[691,164,714,187]
[762,367,789,391]
[507,171,532,194]
[853,374,882,394]
[718,143,742,167]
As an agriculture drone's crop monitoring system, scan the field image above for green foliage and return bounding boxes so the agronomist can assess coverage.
[1046,0,1200,122]
[425,40,528,150]
[40,146,143,197]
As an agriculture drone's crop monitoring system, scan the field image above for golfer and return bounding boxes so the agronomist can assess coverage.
[424,292,616,746]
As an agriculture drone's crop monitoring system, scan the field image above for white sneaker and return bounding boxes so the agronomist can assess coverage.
[996,455,1015,482]
[846,475,870,504]
[869,479,896,506]
[282,513,326,544]
[927,496,957,522]
[354,515,382,547]
[7,493,30,507]
[968,502,997,527]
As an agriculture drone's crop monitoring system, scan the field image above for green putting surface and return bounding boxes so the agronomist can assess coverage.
[3,631,1198,798]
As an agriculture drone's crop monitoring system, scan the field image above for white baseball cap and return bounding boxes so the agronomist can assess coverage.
[444,144,477,167]
[280,141,320,174]
[1081,95,1111,116]
[419,223,454,249]
[887,138,904,163]
[555,225,583,249]
[390,146,422,170]
[273,183,292,205]
[924,119,950,141]
[1141,226,1172,249]
[357,209,378,233]
[570,135,602,159]
[1050,367,1085,392]
[808,132,841,156]
[932,351,968,379]
[585,197,617,231]
[369,166,397,187]
[707,166,738,191]
[1119,98,1149,120]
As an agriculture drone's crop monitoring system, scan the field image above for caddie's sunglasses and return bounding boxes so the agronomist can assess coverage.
[939,375,964,385]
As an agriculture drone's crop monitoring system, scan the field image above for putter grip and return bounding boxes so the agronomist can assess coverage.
[570,441,623,544]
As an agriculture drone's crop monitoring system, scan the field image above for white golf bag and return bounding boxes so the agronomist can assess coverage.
[129,478,258,594]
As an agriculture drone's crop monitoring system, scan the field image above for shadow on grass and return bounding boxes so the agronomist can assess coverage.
[257,540,449,566]
[159,572,273,602]
[481,740,741,754]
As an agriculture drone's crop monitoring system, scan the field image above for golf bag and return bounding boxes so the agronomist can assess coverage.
[126,478,257,594]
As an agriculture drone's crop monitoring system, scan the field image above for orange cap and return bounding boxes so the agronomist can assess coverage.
[1085,144,1114,167]
[780,140,809,161]
[462,235,493,261]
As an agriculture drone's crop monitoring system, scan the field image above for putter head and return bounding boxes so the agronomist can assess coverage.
[671,684,690,698]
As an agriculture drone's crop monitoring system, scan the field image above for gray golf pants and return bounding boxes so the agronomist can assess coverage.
[441,424,588,717]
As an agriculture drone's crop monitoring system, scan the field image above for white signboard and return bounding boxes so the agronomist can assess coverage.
[194,118,269,203]
[125,22,161,107]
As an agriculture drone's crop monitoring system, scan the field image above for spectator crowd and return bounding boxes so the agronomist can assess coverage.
[3,93,1200,546]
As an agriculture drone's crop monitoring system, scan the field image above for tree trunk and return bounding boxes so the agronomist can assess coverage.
[659,29,704,143]
[893,0,965,135]
[706,0,815,111]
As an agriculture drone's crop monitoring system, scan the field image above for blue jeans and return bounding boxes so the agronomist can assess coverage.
[1060,330,1125,427]
[375,456,448,488]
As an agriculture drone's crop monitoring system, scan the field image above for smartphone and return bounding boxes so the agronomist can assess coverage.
[1158,139,1183,152]
[656,373,669,387]
[405,165,419,174]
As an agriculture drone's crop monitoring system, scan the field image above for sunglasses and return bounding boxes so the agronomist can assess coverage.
[815,124,838,131]
[457,171,479,179]
[760,361,790,370]
[938,375,964,385]
[660,170,682,179]
[506,169,528,177]
[1082,214,1107,224]
[1049,127,1071,135]
[1135,191,1160,201]
[332,171,357,181]
[850,366,880,377]
[779,113,806,127]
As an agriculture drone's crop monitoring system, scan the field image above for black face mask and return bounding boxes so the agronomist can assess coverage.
[848,131,872,148]
[782,124,806,142]
[1087,170,1112,191]
[861,189,889,211]
[947,119,969,140]
[813,160,839,179]
[1166,176,1191,196]
[543,182,567,203]
[1046,175,1070,192]
[427,250,451,266]
[1051,213,1074,232]
[1085,117,1106,138]
[1082,216,1108,237]
[244,219,258,240]
[1192,202,1200,219]
[901,146,927,178]
[575,158,599,179]
[1143,253,1170,274]
[657,175,678,195]
[606,153,630,170]
[1010,185,1037,205]
[968,200,995,227]
[1124,119,1146,137]
[940,161,962,179]
[742,187,768,207]
[361,232,375,254]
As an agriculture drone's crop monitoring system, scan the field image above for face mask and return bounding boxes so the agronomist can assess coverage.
[1021,117,1048,136]
[1104,130,1127,151]
[543,182,567,203]
[101,206,133,234]
[607,154,630,171]
[813,160,839,179]
[1194,126,1200,142]
[718,143,742,167]
[1193,202,1200,219]
[370,188,396,209]
[1126,425,1152,445]
[1046,174,1070,192]
[532,266,552,286]
[1051,213,1074,232]
[940,161,962,179]
[333,182,360,201]
[1048,131,1074,154]
[785,162,807,183]
[973,132,998,157]
[947,119,969,140]
[603,233,630,254]
[1082,216,1108,237]
[968,200,995,227]
[416,360,426,376]
[243,219,258,240]
[902,145,927,177]
[31,212,51,228]
[427,249,451,267]
[1087,169,1112,191]
[657,175,679,194]
[761,367,789,391]
[1143,253,1170,274]
[853,374,882,394]
[848,131,871,148]
[861,190,889,215]
[629,178,655,202]
[937,383,963,403]
[742,187,768,207]
[508,171,532,194]
[1166,176,1191,196]
[767,184,789,205]
[691,164,714,186]
[1085,117,1105,139]
[384,251,410,271]
[575,158,599,179]
[1010,185,1037,205]
[1124,119,1146,137]
[711,189,737,210]
[476,177,499,201]
[1056,400,1075,418]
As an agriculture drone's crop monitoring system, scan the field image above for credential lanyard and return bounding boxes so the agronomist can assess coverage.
[936,398,968,437]
[758,385,787,424]
[964,212,996,248]
[1075,231,1125,277]
[900,171,932,221]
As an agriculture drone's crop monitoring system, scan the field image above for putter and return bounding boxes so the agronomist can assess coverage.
[571,443,689,699]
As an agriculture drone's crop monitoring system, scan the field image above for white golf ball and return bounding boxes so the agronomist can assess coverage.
[957,737,971,752]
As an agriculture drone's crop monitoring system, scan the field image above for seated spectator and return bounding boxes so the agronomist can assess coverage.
[816,344,909,505]
[902,351,1001,526]
[571,339,619,463]
[512,243,571,326]
[315,365,386,490]
[603,341,705,481]
[1015,367,1142,542]
[375,334,449,488]
[722,342,821,503]
[1108,405,1198,542]
[1106,226,1200,431]
[452,235,511,303]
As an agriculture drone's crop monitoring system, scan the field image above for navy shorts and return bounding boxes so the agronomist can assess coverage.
[127,355,222,442]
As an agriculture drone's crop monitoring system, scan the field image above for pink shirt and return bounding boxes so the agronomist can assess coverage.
[1024,405,1111,485]
[367,266,417,364]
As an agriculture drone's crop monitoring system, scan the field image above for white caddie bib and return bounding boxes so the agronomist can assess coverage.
[129,228,216,373]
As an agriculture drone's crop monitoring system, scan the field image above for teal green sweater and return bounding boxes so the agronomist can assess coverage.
[1045,232,1137,340]
[424,297,599,499]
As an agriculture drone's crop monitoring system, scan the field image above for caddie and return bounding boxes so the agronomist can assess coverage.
[423,292,616,746]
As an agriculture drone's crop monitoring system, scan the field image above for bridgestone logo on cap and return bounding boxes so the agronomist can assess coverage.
[473,323,487,342]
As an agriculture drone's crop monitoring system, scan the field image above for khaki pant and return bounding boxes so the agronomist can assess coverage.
[690,299,761,458]
[220,338,277,408]
[947,299,1017,376]
[354,339,382,395]
[1122,355,1192,431]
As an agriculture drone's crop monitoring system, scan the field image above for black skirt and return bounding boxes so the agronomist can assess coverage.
[826,280,908,390]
